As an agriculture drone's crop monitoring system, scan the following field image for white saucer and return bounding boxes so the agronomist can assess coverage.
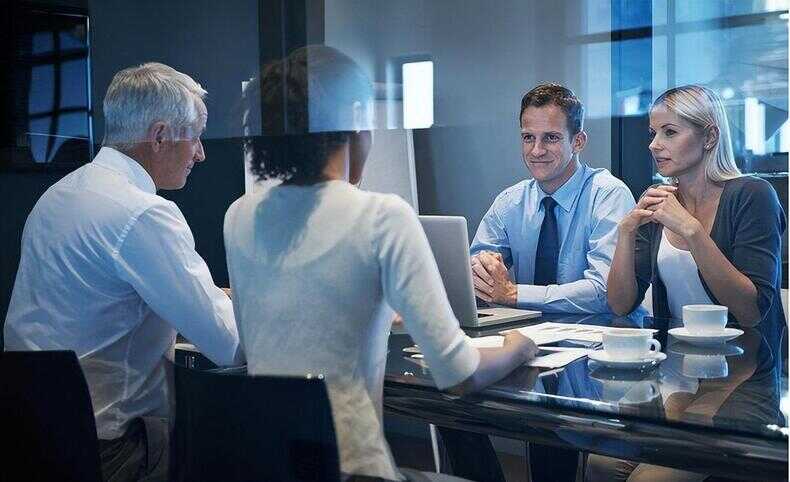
[588,350,666,369]
[668,327,743,347]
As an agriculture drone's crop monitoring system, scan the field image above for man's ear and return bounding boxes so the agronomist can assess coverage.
[148,122,169,153]
[572,130,588,154]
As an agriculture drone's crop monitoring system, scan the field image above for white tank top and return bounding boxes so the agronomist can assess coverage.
[657,231,713,320]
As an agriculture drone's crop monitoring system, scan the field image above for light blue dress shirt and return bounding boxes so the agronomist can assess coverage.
[471,162,636,313]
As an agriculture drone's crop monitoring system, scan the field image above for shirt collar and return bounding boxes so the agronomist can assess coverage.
[91,147,157,194]
[536,162,588,213]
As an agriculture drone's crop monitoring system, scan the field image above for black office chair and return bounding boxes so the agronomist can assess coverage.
[173,364,341,482]
[0,350,103,482]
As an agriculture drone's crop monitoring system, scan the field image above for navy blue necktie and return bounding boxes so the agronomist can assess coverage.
[534,197,559,286]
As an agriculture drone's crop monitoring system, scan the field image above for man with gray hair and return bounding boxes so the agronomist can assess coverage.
[4,63,241,481]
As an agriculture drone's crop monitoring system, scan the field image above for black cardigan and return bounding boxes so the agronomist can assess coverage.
[629,176,786,342]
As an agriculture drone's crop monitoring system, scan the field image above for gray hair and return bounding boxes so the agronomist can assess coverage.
[103,62,207,148]
[652,85,741,183]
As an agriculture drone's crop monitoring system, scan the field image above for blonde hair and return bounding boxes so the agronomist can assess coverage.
[651,85,741,183]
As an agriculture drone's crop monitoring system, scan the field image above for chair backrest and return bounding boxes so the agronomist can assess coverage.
[0,350,102,482]
[173,364,341,482]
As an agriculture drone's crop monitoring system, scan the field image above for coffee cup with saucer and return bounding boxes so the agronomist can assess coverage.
[588,328,666,369]
[667,304,743,347]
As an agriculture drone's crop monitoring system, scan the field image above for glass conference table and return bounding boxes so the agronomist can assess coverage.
[383,313,788,481]
[176,312,788,480]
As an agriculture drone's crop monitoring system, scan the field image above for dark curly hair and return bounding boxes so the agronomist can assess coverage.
[243,45,373,184]
[519,83,585,136]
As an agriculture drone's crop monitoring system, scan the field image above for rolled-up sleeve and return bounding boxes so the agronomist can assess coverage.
[112,203,242,366]
[374,197,479,389]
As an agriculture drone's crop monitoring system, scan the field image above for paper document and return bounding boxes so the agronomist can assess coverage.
[405,342,591,369]
[511,322,656,344]
[527,348,591,368]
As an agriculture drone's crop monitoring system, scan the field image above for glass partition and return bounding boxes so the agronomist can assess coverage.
[1,0,787,331]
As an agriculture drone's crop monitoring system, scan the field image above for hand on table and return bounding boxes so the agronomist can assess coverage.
[471,251,517,306]
[503,331,539,363]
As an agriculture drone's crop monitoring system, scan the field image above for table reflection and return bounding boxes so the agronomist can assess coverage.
[386,313,786,439]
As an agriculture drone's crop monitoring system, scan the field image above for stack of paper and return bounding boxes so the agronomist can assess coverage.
[403,335,592,369]
[510,322,656,344]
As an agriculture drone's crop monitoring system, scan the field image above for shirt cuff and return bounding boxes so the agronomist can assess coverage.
[517,284,547,308]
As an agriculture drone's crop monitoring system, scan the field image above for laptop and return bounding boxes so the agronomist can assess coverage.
[419,215,541,328]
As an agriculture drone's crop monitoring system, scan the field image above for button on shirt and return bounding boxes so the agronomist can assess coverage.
[471,163,636,313]
[4,147,241,440]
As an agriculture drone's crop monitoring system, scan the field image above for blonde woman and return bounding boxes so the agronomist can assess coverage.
[608,84,784,328]
[591,85,785,481]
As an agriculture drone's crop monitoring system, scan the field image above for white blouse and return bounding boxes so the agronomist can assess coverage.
[224,181,479,480]
[657,231,714,320]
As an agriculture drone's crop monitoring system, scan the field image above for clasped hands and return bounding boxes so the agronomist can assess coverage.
[471,251,517,306]
[621,185,702,239]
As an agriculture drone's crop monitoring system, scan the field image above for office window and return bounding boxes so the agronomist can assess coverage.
[600,0,789,284]
[606,1,788,185]
[0,5,93,169]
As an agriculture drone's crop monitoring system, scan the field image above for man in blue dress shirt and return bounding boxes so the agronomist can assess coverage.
[470,83,636,314]
[462,83,637,482]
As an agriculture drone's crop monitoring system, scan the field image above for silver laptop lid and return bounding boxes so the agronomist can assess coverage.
[418,215,479,325]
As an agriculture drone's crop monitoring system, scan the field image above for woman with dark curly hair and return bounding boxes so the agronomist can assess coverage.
[224,45,537,481]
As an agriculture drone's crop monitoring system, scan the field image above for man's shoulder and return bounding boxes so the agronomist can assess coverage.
[492,179,532,207]
[32,162,177,238]
[583,166,631,195]
[573,166,635,218]
[49,160,167,211]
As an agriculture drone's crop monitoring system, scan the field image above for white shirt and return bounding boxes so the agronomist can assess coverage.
[657,232,714,320]
[4,147,241,440]
[224,181,479,480]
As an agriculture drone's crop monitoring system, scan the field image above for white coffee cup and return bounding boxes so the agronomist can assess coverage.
[682,304,728,335]
[602,329,661,361]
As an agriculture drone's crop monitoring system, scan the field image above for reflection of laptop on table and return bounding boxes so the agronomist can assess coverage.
[419,215,541,328]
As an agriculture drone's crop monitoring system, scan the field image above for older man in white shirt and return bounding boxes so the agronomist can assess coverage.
[4,63,241,481]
